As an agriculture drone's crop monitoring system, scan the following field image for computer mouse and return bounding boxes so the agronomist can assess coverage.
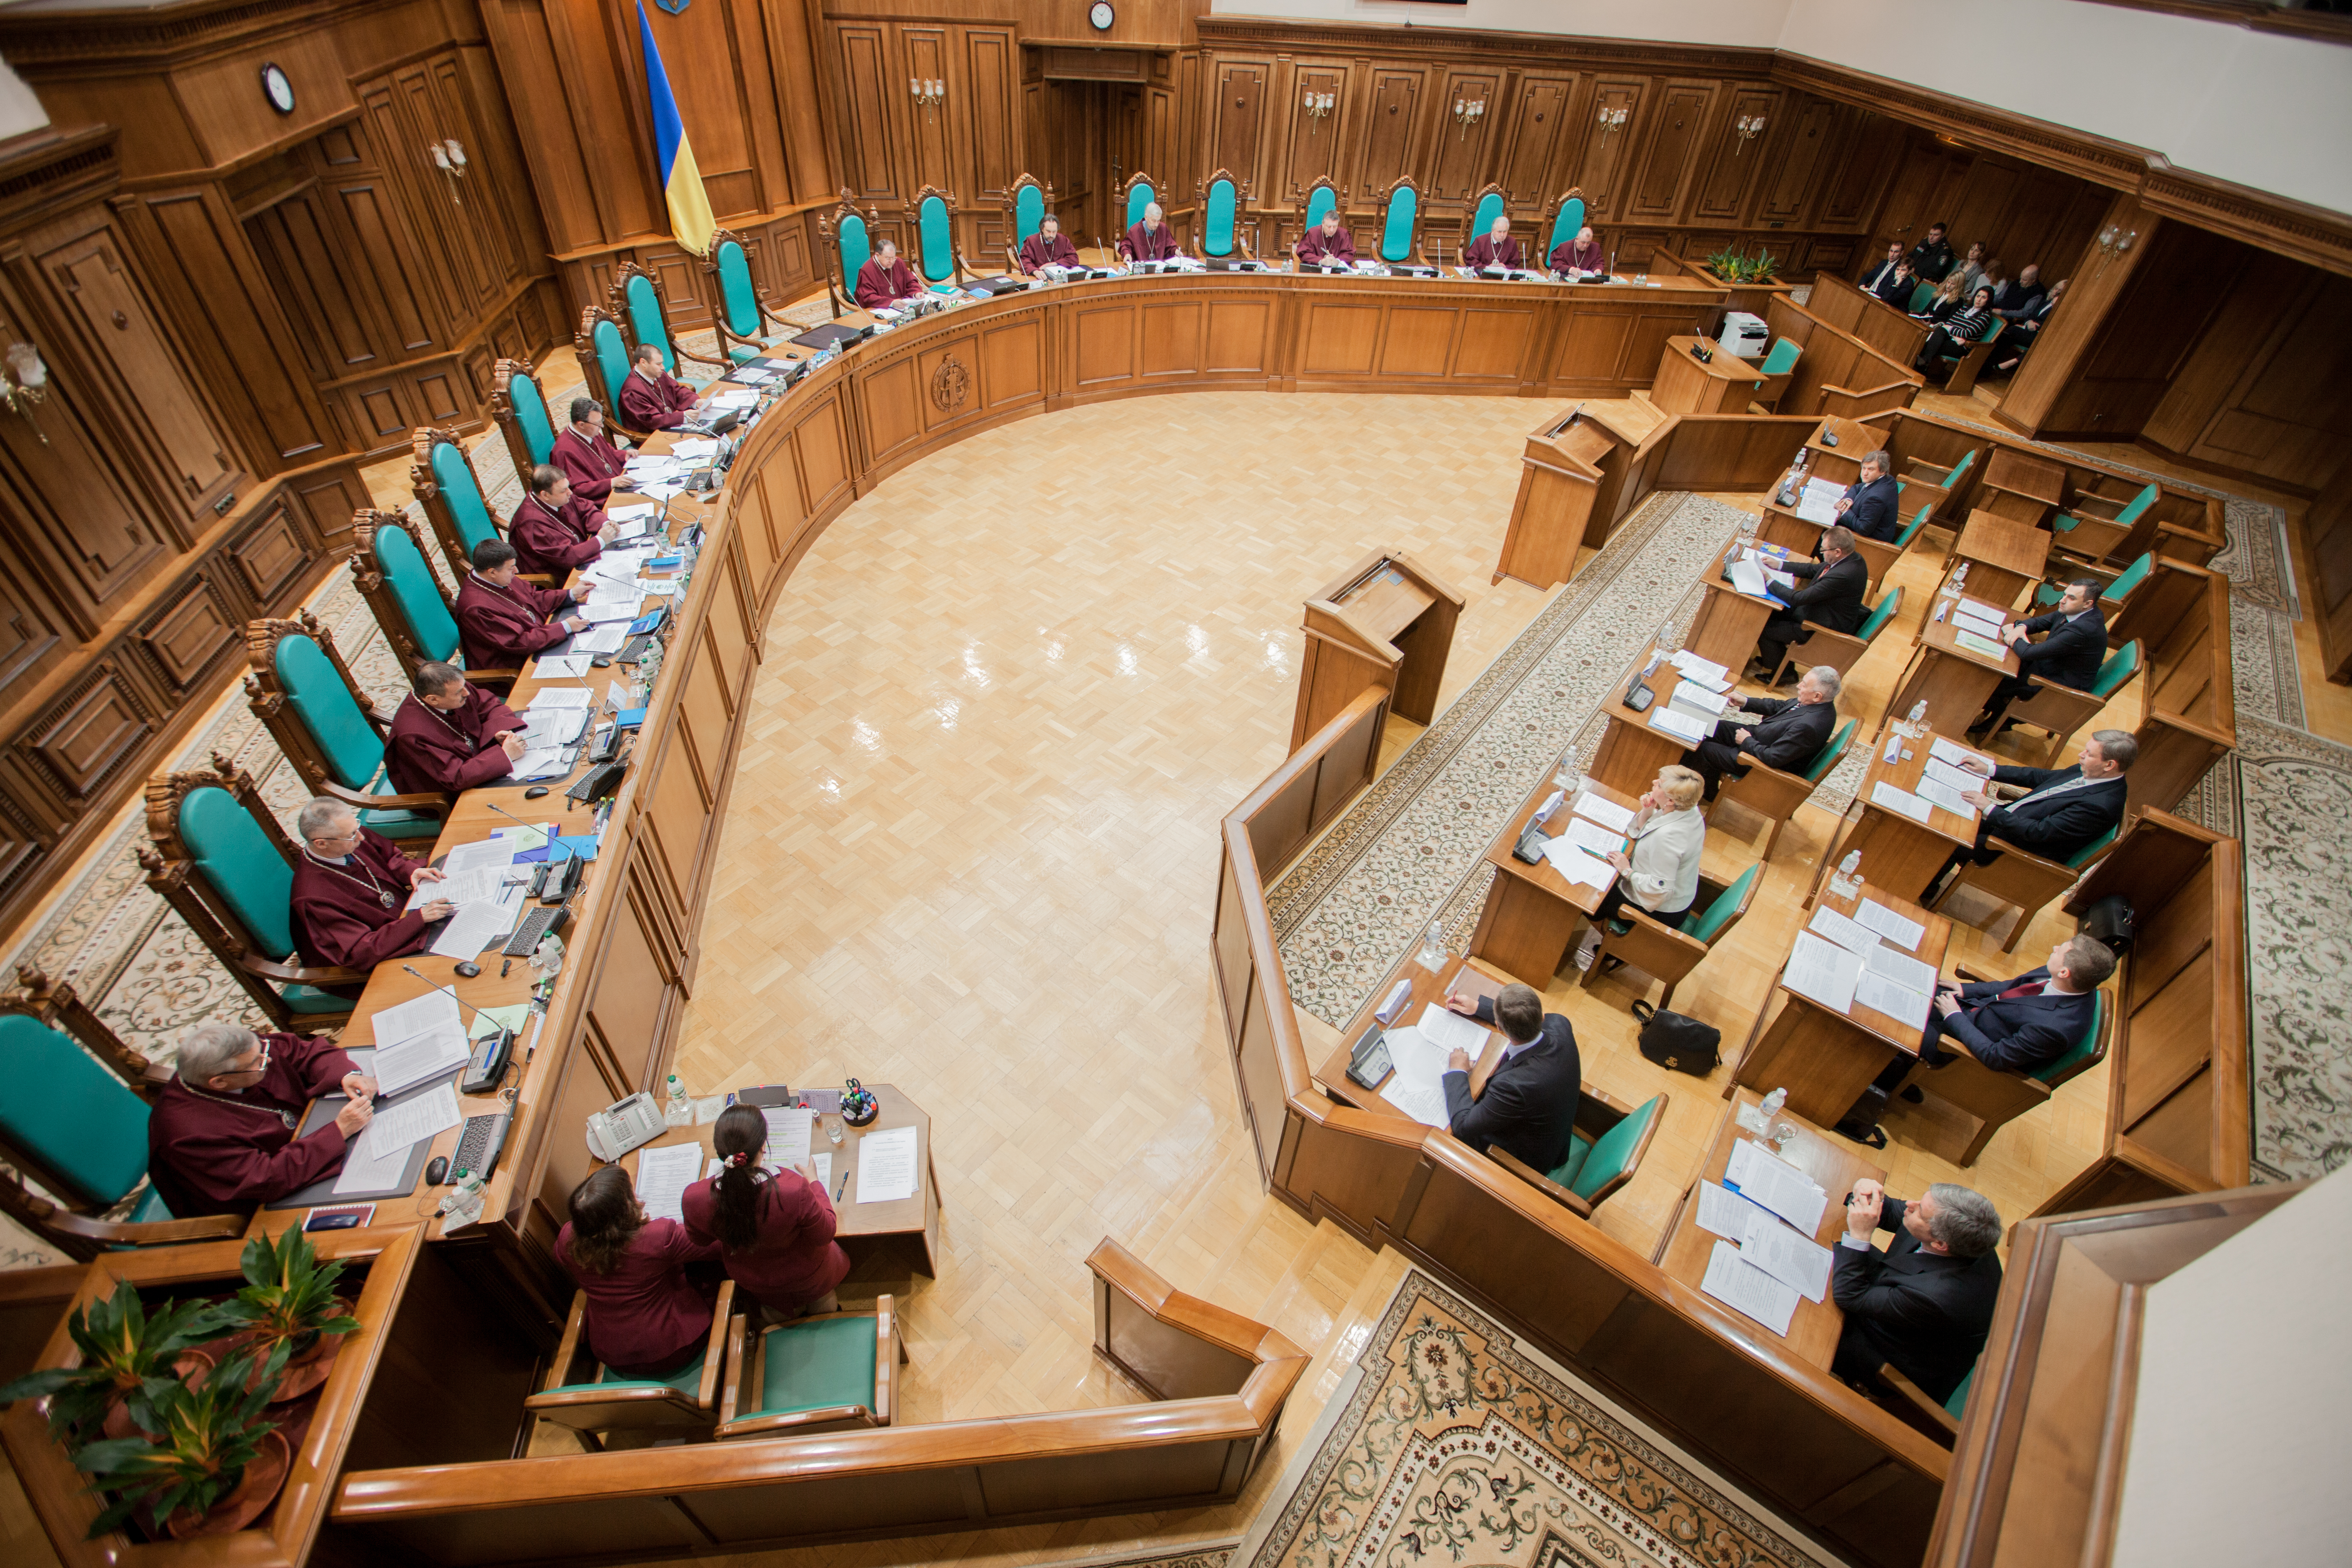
[524,786,551,799]
[591,654,615,667]
[424,1155,449,1186]
[452,961,481,978]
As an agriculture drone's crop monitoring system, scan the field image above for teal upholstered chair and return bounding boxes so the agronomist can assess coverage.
[1457,182,1507,264]
[1937,317,2005,393]
[1751,336,1804,410]
[1766,587,1904,691]
[2034,549,2153,618]
[349,510,522,686]
[1194,167,1251,260]
[0,970,243,1261]
[1720,719,1859,861]
[1988,639,2141,766]
[2051,482,2157,567]
[1936,796,2124,953]
[1908,280,1939,313]
[1902,970,2112,1163]
[1001,173,1054,271]
[1903,445,1977,523]
[1292,177,1348,266]
[1373,175,1424,267]
[139,758,367,1029]
[1489,1088,1668,1220]
[909,185,969,291]
[1584,862,1762,1007]
[701,227,799,364]
[1542,189,1588,268]
[614,262,726,378]
[1872,1360,1976,1443]
[1119,171,1158,236]
[490,358,559,484]
[243,612,451,843]
[571,303,646,436]
[411,423,544,583]
[818,189,880,320]
[528,1282,738,1444]
[715,1293,903,1440]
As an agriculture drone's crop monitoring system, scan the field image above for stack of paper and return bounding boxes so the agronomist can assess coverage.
[441,837,522,875]
[1670,679,1730,717]
[635,1142,704,1223]
[1559,818,1627,857]
[669,437,721,460]
[1701,1240,1800,1334]
[1375,1025,1452,1127]
[334,1081,462,1196]
[1648,705,1707,744]
[1869,780,1934,823]
[1571,792,1635,833]
[581,596,647,625]
[1915,773,1979,818]
[1854,898,1926,952]
[1738,1213,1835,1302]
[1784,930,1864,1014]
[575,624,627,654]
[1856,943,1937,1028]
[1724,1138,1830,1233]
[1540,837,1615,889]
[1805,903,1880,956]
[1795,475,1845,524]
[1669,650,1731,690]
[1929,735,1996,772]
[1728,555,1770,598]
[1696,1179,1772,1241]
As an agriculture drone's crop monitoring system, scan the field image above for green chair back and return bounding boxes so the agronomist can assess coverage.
[2112,483,2158,527]
[1468,190,1505,248]
[2102,553,2153,604]
[1379,186,1417,263]
[1569,1093,1662,1202]
[374,526,461,665]
[1944,1366,1974,1418]
[428,440,498,557]
[1761,338,1801,376]
[1898,503,1932,546]
[623,273,676,373]
[715,238,762,340]
[2031,990,2106,1083]
[1947,449,1976,484]
[1858,587,1903,642]
[1304,185,1338,230]
[2064,824,2120,876]
[1686,862,1761,946]
[1908,281,1938,312]
[0,1014,151,1210]
[591,317,631,409]
[1124,181,1155,232]
[1547,195,1585,256]
[1203,176,1239,258]
[2090,640,2140,699]
[1013,183,1045,249]
[836,211,871,293]
[916,193,954,286]
[179,786,298,959]
[275,636,384,793]
[1802,720,1859,787]
[507,370,556,468]
[747,1316,877,1418]
[549,1351,709,1398]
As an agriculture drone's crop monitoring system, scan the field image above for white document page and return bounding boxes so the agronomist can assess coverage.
[331,1124,415,1196]
[527,687,594,710]
[635,1142,704,1223]
[1647,705,1707,744]
[428,893,521,959]
[1796,476,1844,523]
[1853,899,1926,951]
[1560,818,1627,857]
[1415,1003,1491,1059]
[1669,680,1729,717]
[1728,555,1770,597]
[1740,1213,1836,1302]
[439,837,520,877]
[1869,781,1934,823]
[1377,1025,1454,1128]
[1916,776,1980,818]
[1701,1239,1800,1335]
[1955,629,2009,660]
[1805,903,1882,956]
[523,707,589,746]
[370,989,462,1048]
[575,624,627,654]
[350,1081,462,1163]
[1863,942,1940,998]
[1697,1179,1772,1242]
[581,597,645,624]
[1855,972,1932,1029]
[534,654,592,679]
[1724,1140,1829,1235]
[1571,792,1636,833]
[761,1106,814,1169]
[511,747,573,781]
[1923,757,1986,795]
[405,866,516,911]
[1955,596,2009,625]
[1929,736,1997,772]
[1669,649,1730,688]
[493,823,551,853]
[369,1023,470,1099]
[1540,837,1616,889]
[855,1124,919,1202]
[1784,931,1864,1015]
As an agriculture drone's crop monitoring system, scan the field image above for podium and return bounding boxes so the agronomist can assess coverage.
[1648,335,1767,415]
[1497,407,1641,588]
[1292,550,1463,752]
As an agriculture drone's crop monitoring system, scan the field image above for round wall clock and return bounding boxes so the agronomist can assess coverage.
[261,63,295,116]
[1089,3,1115,32]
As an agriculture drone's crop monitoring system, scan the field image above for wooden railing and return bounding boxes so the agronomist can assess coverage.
[1763,294,1924,420]
[2110,563,2236,816]
[1647,246,1801,330]
[1806,272,1935,367]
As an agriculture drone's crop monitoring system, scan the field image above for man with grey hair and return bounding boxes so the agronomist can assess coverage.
[384,661,525,796]
[145,1022,374,1218]
[1831,1177,2003,1402]
[1120,201,1180,263]
[289,798,449,978]
[1680,665,1840,801]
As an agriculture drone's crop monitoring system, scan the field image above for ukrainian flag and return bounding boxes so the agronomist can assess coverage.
[637,1,715,255]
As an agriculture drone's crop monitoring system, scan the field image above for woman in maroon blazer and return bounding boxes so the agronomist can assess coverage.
[681,1105,851,1321]
[554,1167,721,1377]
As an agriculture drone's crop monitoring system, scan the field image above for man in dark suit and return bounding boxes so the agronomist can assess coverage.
[1858,935,2115,1116]
[1681,665,1840,800]
[1987,277,2066,375]
[1830,1179,2004,1403]
[1858,240,1904,294]
[1991,263,2048,319]
[1906,222,1955,284]
[1871,258,1918,309]
[1751,526,1869,678]
[1834,451,1903,543]
[1938,731,2133,889]
[1435,983,1581,1173]
[1971,578,2107,730]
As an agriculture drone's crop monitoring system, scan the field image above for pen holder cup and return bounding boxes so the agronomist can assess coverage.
[841,1079,880,1128]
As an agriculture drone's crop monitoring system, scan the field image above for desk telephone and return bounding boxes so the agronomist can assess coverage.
[585,1092,667,1163]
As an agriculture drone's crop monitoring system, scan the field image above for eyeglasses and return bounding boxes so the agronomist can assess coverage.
[232,1039,272,1079]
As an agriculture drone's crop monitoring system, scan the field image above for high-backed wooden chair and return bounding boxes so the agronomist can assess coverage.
[1194,168,1252,261]
[1457,182,1508,265]
[1718,718,1859,861]
[2050,482,2156,569]
[0,968,245,1261]
[490,359,559,484]
[1934,319,2006,395]
[1933,821,2121,954]
[243,613,451,843]
[1117,170,1159,239]
[2029,552,2155,636]
[412,425,547,584]
[1488,1088,1667,1220]
[139,758,366,1029]
[1372,175,1426,268]
[1001,173,1054,271]
[612,261,726,377]
[714,1294,903,1440]
[908,185,972,292]
[348,510,521,687]
[1908,975,2111,1164]
[1986,641,2141,765]
[526,1282,737,1446]
[1899,445,1978,520]
[1868,1362,1970,1445]
[702,227,800,363]
[1767,590,1904,691]
[1292,176,1348,265]
[1583,863,1762,1008]
[1540,188,1588,271]
[1747,338,1803,411]
[573,304,650,441]
[818,189,881,319]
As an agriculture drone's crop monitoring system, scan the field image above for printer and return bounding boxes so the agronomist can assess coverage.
[1718,311,1769,359]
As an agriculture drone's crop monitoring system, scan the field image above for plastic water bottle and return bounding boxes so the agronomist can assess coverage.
[1759,1086,1788,1121]
[439,1173,487,1228]
[1906,700,1929,740]
[665,1073,690,1125]
[1416,920,1448,972]
[1831,850,1862,900]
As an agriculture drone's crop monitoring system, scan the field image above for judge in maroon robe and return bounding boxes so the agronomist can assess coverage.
[289,799,449,977]
[1121,204,1179,263]
[1463,218,1524,271]
[617,343,698,433]
[552,399,631,503]
[509,465,612,578]
[455,538,589,675]
[384,661,525,795]
[1016,216,1080,274]
[146,1024,372,1218]
[854,241,921,309]
[1295,212,1355,268]
[1550,226,1606,276]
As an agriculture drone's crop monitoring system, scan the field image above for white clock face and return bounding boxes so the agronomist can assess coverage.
[261,64,295,116]
[1090,2,1114,31]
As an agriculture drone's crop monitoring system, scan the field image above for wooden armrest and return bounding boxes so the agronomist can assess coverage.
[696,1282,735,1411]
[35,1205,246,1247]
[2069,493,2129,520]
[1979,834,2068,873]
[463,668,524,687]
[716,1312,751,1426]
[671,340,730,370]
[1586,1086,1637,1117]
[324,781,451,818]
[543,1293,592,1393]
[1487,1147,1593,1219]
[237,954,370,988]
[1871,1361,1963,1441]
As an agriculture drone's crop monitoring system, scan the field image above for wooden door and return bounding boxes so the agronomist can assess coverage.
[1210,57,1270,191]
[1430,67,1504,202]
[1758,96,1838,226]
[1692,85,1776,224]
[1278,59,1350,205]
[831,23,900,206]
[1354,69,1424,199]
[1495,72,1576,209]
[1816,108,1896,230]
[960,26,1019,202]
[1625,81,1715,222]
[1573,78,1648,220]
[899,26,957,197]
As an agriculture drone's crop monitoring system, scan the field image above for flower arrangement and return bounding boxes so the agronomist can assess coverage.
[1704,246,1781,284]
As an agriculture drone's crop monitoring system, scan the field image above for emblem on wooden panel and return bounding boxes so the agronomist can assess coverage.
[930,356,970,413]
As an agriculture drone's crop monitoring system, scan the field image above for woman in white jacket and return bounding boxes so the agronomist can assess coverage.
[1596,766,1707,934]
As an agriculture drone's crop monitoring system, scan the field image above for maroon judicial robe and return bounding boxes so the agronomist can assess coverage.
[384,687,524,796]
[146,1033,359,1218]
[509,493,606,579]
[1550,237,1606,274]
[680,1168,852,1316]
[1297,224,1355,266]
[618,368,696,433]
[290,827,436,974]
[1121,221,1178,262]
[456,571,575,673]
[552,425,629,503]
[1016,231,1080,273]
[555,1218,722,1376]
[854,255,920,309]
[1463,234,1524,270]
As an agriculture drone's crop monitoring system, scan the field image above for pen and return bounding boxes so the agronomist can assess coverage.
[833,1170,848,1201]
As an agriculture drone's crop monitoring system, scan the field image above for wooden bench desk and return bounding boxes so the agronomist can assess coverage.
[1815,727,1986,904]
[1684,541,1785,672]
[1314,951,1512,1114]
[1467,776,1647,987]
[1951,509,2050,611]
[1890,584,2019,740]
[1978,448,2066,525]
[1589,649,1712,795]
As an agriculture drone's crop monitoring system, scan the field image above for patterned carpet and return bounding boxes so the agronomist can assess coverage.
[1235,1270,1833,1568]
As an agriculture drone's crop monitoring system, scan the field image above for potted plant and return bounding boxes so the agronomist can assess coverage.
[0,1280,232,1442]
[222,1229,361,1402]
[74,1343,291,1540]
[1703,245,1781,285]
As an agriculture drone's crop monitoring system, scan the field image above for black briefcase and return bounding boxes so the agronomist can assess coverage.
[1630,1000,1720,1075]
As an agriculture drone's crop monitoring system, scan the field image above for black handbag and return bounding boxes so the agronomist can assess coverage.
[1631,999,1720,1075]
[2079,893,2135,956]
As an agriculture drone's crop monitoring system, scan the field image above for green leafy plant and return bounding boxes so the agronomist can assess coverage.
[0,1281,234,1443]
[73,1342,286,1539]
[227,1228,359,1359]
[1705,246,1780,284]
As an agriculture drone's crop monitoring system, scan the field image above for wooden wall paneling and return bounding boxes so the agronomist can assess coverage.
[0,344,172,619]
[134,571,245,695]
[478,0,620,256]
[1756,94,1834,227]
[241,177,397,387]
[1813,107,1895,232]
[963,26,1021,211]
[1353,67,1426,204]
[1210,55,1272,199]
[15,657,163,809]
[2001,194,2161,435]
[0,558,62,703]
[315,129,446,356]
[1277,58,1351,207]
[1625,81,1717,223]
[722,0,792,218]
[1428,65,1505,205]
[2038,222,2224,440]
[831,22,903,207]
[2305,483,2352,683]
[764,0,834,204]
[900,26,958,198]
[2143,255,2352,491]
[1573,78,1648,221]
[1693,84,1776,225]
[1493,71,1576,212]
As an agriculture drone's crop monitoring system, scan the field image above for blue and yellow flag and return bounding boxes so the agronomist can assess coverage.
[637,1,715,255]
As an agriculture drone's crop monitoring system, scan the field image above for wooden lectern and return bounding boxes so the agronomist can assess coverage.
[1498,407,1643,588]
[1292,550,1463,752]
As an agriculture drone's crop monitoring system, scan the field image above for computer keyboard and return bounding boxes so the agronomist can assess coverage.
[453,1112,509,1181]
[500,903,569,957]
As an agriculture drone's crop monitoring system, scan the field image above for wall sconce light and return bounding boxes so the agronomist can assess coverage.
[2,341,50,445]
[1733,113,1767,153]
[428,139,468,205]
[910,78,945,122]
[1595,104,1629,147]
[1451,97,1486,140]
[1302,90,1334,133]
[2094,224,2138,266]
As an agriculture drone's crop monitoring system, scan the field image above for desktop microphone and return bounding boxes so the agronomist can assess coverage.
[399,965,517,1094]
[482,801,563,838]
